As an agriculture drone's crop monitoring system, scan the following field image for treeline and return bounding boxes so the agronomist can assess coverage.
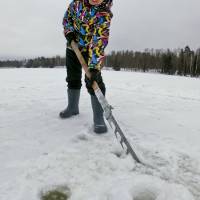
[0,56,65,68]
[105,46,200,77]
[1,46,200,77]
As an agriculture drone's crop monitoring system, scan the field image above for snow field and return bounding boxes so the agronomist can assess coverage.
[0,68,200,200]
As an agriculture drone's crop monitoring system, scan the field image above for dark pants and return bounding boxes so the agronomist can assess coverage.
[65,48,106,95]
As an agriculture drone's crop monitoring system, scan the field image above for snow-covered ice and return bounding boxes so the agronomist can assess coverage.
[0,68,200,200]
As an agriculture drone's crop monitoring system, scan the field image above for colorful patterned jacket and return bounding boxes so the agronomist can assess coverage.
[63,0,113,70]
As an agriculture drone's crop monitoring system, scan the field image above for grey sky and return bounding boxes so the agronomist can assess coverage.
[0,0,200,59]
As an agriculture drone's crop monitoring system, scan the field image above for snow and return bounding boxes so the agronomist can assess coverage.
[0,68,200,200]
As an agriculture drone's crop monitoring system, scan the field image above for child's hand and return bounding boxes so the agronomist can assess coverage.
[85,69,105,95]
[85,69,100,88]
[66,32,76,45]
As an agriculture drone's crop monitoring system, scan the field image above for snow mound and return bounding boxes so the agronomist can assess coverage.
[107,175,195,200]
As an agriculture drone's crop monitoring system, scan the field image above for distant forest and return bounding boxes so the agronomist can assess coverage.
[1,46,200,77]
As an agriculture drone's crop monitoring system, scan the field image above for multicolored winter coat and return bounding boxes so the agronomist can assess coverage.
[63,0,113,70]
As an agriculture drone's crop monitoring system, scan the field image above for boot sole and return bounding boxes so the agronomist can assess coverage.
[59,112,79,119]
[94,125,108,134]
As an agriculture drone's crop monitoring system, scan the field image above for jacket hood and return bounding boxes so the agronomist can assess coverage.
[83,0,113,10]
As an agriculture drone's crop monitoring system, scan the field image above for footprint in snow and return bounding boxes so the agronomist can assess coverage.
[111,148,127,159]
[175,152,200,199]
[77,133,90,141]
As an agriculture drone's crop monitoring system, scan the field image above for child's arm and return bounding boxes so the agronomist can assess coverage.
[88,12,113,70]
[62,2,76,43]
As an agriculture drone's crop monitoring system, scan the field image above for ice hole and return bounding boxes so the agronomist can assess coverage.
[40,184,71,200]
[133,189,157,200]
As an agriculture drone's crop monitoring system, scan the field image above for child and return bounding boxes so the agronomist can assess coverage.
[60,0,113,134]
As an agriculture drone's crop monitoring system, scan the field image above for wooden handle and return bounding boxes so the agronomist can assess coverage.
[71,41,99,91]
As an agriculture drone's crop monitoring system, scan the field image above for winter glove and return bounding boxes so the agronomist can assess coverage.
[65,32,76,45]
[85,68,106,96]
[87,69,101,88]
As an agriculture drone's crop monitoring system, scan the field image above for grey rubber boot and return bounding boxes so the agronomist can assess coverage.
[91,95,107,134]
[59,89,80,119]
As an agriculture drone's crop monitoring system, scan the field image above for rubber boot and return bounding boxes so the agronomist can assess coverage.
[59,89,80,119]
[91,95,107,134]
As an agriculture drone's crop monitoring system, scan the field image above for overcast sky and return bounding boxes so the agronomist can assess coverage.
[0,0,200,59]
